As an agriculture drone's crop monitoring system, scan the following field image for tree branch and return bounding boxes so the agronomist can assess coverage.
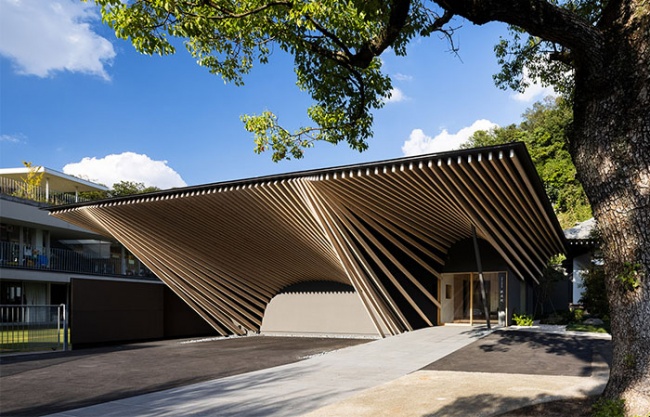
[201,0,292,19]
[351,0,413,68]
[432,0,604,70]
[304,16,355,63]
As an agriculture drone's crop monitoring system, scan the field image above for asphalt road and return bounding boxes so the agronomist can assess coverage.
[0,336,369,417]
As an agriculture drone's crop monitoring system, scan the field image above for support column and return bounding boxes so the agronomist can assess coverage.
[19,226,24,266]
[45,177,50,203]
[472,226,491,329]
[121,246,127,275]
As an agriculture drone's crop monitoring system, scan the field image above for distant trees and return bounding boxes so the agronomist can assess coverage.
[110,181,160,197]
[462,97,591,229]
[79,180,160,201]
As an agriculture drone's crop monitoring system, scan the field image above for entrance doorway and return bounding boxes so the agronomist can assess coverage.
[440,272,506,325]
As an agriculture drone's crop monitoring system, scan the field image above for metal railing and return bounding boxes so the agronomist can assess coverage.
[0,304,68,353]
[0,176,93,206]
[0,241,155,279]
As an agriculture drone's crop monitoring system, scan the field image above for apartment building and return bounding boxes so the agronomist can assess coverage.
[0,166,214,349]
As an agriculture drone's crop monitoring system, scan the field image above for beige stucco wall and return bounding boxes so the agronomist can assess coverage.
[261,290,387,337]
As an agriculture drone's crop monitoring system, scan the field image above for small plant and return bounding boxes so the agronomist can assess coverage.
[618,262,641,292]
[512,313,534,326]
[565,323,609,333]
[591,397,625,417]
[580,255,610,318]
[572,308,585,322]
[14,161,44,201]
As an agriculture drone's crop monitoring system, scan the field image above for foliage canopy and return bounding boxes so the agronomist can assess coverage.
[91,0,612,161]
[110,180,161,197]
[93,0,458,160]
[462,97,591,228]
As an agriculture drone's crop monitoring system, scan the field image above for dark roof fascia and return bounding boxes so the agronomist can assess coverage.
[566,238,599,257]
[46,140,561,249]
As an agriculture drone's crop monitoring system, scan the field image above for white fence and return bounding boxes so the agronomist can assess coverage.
[0,304,69,353]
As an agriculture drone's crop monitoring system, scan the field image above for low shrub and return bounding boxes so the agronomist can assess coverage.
[512,313,534,326]
[566,323,609,333]
[591,398,625,417]
[572,308,585,322]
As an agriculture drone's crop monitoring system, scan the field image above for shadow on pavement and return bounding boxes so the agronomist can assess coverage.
[423,330,612,376]
[423,391,597,417]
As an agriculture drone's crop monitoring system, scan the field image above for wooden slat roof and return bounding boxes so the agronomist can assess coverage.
[49,143,566,336]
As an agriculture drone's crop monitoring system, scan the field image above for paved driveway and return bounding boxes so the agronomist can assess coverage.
[0,336,369,416]
[0,328,612,417]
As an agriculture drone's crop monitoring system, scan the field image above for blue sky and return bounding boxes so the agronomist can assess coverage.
[0,0,553,189]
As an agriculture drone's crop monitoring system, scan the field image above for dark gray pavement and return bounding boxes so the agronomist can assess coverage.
[423,330,612,376]
[0,327,612,417]
[0,336,369,417]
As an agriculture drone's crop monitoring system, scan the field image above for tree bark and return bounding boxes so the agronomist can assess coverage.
[429,0,649,414]
[569,1,650,414]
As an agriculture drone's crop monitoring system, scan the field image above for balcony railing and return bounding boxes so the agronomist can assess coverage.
[0,241,157,280]
[0,176,94,206]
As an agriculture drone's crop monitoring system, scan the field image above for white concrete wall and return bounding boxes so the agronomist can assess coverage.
[0,199,98,236]
[261,290,385,337]
[572,253,591,304]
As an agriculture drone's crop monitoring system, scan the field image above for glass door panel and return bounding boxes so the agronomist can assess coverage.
[444,272,506,324]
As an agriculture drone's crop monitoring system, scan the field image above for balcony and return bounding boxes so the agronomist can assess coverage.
[0,241,157,281]
[0,176,96,206]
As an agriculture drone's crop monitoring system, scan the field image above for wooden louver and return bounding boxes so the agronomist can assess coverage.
[49,143,565,337]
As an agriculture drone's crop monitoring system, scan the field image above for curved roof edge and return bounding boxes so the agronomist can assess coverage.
[50,144,526,200]
[47,142,566,250]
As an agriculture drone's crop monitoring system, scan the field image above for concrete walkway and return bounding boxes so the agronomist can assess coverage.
[45,326,610,417]
[46,326,490,417]
[304,370,606,417]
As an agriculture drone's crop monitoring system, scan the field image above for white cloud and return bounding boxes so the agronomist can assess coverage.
[0,0,115,79]
[511,69,557,103]
[0,133,26,143]
[512,82,556,103]
[393,73,413,82]
[385,87,407,103]
[401,119,499,156]
[63,152,188,189]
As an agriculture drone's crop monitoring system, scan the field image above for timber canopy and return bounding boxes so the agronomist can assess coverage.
[50,143,566,337]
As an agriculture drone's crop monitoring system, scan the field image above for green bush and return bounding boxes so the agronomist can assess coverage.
[592,398,625,417]
[512,313,534,326]
[572,308,585,322]
[580,259,610,318]
[566,323,609,333]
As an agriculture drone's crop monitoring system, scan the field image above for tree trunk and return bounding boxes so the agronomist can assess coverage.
[569,1,650,414]
[426,2,648,412]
